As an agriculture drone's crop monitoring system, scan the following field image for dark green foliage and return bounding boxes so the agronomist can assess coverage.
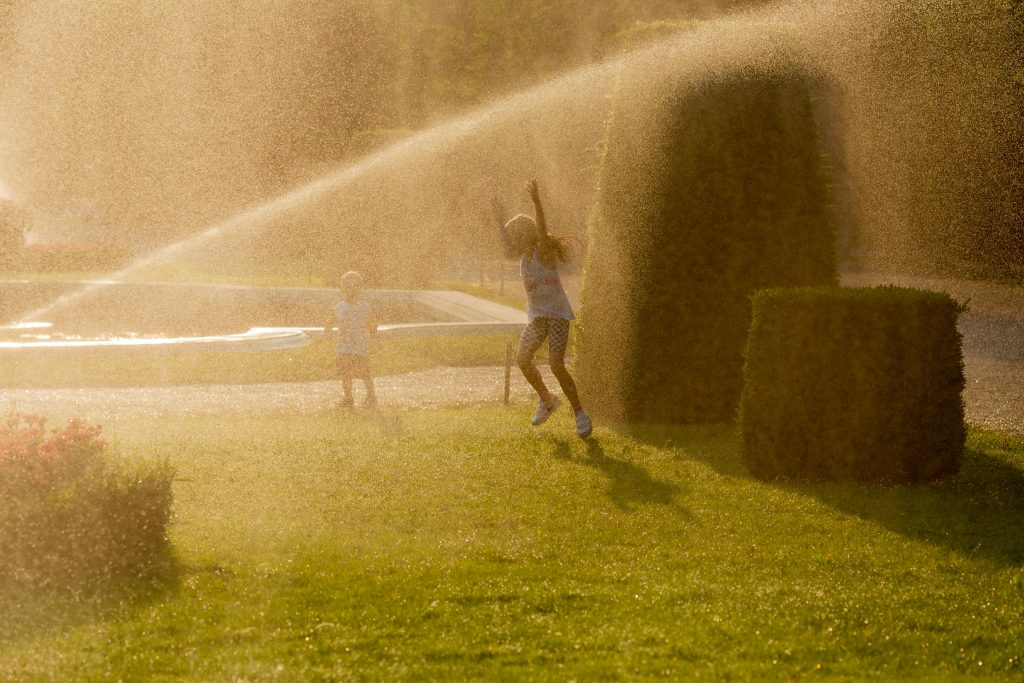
[578,63,837,424]
[0,199,28,269]
[0,416,175,588]
[1,460,174,588]
[853,2,1024,285]
[12,240,132,274]
[381,1,773,120]
[740,286,966,483]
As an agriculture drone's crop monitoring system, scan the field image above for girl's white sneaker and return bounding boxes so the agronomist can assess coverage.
[531,396,562,426]
[575,409,593,438]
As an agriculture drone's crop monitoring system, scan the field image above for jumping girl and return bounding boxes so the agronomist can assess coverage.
[493,179,592,437]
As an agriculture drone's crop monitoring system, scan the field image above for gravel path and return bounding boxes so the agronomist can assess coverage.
[0,366,552,421]
[2,361,1020,436]
[963,358,1024,436]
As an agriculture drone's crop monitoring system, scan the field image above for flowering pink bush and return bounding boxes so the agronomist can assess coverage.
[1,413,174,588]
[1,413,106,488]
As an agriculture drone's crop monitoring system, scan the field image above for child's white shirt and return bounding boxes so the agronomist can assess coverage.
[333,298,372,355]
[520,251,575,322]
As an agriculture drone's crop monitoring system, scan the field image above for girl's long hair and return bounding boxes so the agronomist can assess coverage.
[504,214,574,263]
[543,230,573,263]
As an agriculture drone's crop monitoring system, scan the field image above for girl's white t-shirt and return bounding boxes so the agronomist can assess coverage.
[520,251,575,322]
[333,299,372,355]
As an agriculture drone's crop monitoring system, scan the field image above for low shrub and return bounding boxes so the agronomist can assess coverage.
[740,286,966,483]
[0,414,174,588]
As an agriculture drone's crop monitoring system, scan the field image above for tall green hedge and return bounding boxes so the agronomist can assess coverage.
[740,286,965,483]
[577,62,837,423]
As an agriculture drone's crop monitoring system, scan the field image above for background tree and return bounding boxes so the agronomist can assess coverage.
[0,199,29,269]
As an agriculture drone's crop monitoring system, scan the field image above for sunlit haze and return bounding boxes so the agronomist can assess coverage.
[1,1,1021,679]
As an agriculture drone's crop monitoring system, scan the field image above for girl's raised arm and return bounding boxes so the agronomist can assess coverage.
[526,179,557,257]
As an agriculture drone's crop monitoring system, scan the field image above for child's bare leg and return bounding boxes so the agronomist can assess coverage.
[518,359,552,400]
[340,373,354,405]
[549,351,581,409]
[517,321,553,401]
[361,372,377,406]
[547,319,582,409]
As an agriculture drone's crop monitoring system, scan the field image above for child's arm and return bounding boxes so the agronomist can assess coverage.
[526,179,557,256]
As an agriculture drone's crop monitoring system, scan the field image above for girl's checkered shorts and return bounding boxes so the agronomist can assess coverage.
[517,316,570,364]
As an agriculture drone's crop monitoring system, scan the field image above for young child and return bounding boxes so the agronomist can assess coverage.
[493,179,592,437]
[323,270,378,408]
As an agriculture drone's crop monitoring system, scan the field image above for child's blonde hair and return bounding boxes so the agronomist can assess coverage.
[340,270,363,289]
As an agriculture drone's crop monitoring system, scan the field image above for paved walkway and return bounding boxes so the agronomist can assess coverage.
[2,361,1021,436]
[963,358,1024,436]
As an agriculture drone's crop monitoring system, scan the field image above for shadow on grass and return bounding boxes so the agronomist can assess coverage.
[626,423,1024,566]
[619,423,747,478]
[0,549,183,644]
[546,435,691,516]
[788,442,1024,566]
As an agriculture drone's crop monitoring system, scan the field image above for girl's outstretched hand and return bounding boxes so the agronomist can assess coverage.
[525,179,540,200]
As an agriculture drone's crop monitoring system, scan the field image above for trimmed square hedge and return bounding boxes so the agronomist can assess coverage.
[577,62,837,424]
[740,286,966,483]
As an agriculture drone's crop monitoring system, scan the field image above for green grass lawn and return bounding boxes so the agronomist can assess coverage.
[0,334,527,389]
[2,409,1022,681]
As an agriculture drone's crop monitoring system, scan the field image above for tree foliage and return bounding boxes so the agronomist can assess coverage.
[0,199,28,268]
[271,0,778,171]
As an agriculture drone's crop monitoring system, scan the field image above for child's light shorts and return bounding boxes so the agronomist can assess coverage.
[336,352,370,376]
